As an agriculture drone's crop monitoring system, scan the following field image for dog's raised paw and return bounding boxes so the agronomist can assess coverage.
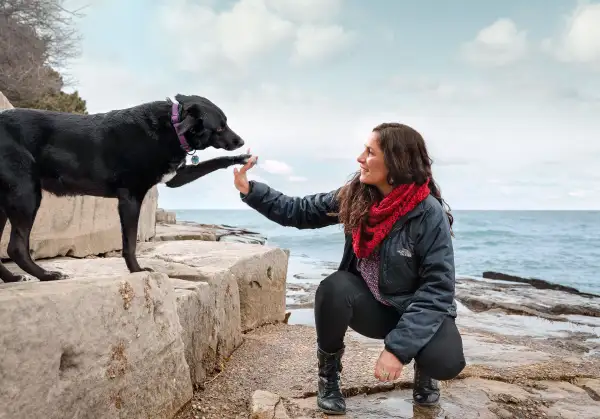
[235,154,253,164]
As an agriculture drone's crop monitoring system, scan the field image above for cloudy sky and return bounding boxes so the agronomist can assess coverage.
[65,0,600,210]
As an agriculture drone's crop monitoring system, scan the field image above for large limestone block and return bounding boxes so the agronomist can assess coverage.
[139,240,289,332]
[171,275,242,386]
[0,271,192,419]
[156,208,177,224]
[4,254,243,388]
[0,91,158,260]
[0,187,158,260]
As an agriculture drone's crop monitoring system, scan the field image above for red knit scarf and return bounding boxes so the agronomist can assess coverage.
[352,179,431,259]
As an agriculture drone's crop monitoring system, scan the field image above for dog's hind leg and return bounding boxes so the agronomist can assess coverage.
[117,188,151,273]
[0,209,30,283]
[3,182,66,282]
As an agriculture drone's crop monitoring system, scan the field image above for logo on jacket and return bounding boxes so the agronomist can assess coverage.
[397,248,412,258]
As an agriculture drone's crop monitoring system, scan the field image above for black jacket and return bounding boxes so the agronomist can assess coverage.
[241,180,457,365]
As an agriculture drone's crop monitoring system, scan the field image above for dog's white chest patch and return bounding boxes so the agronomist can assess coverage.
[160,171,177,184]
[159,161,185,184]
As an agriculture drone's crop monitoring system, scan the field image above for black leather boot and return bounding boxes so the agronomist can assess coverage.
[413,363,440,406]
[316,347,346,415]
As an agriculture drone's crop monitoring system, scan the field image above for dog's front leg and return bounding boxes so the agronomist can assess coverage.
[165,154,252,188]
[117,188,152,273]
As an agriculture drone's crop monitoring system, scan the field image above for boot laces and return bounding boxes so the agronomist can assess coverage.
[415,366,434,389]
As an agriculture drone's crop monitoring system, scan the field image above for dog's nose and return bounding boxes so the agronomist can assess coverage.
[234,137,244,147]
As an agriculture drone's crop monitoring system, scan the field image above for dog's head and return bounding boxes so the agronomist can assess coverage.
[172,94,244,151]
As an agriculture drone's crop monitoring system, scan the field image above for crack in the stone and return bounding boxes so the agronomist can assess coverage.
[296,373,600,403]
[272,397,282,419]
[300,381,412,399]
[577,383,600,401]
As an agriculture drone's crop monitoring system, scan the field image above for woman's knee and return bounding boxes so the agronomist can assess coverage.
[415,317,466,381]
[422,354,466,381]
[315,270,361,305]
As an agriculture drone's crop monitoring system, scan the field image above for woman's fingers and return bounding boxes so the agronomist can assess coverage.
[239,155,257,174]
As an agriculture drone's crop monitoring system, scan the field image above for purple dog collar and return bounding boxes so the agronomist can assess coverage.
[171,102,192,153]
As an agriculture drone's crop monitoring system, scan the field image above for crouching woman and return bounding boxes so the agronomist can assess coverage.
[233,123,466,414]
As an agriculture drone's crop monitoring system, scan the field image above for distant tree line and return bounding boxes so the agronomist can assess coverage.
[0,0,88,113]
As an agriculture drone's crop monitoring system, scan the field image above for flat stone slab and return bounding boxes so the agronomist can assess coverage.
[288,376,600,418]
[0,271,192,419]
[154,222,218,242]
[6,240,288,334]
[139,241,288,331]
[4,240,289,387]
[153,221,266,245]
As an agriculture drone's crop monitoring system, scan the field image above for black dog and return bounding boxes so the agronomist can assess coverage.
[0,94,250,283]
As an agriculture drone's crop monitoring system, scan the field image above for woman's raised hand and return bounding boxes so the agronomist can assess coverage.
[233,149,258,195]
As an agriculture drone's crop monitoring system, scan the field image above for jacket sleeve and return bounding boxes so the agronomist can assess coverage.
[383,204,456,365]
[240,180,340,229]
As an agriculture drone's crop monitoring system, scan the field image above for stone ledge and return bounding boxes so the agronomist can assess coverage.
[138,240,288,332]
[2,240,288,400]
[0,271,192,419]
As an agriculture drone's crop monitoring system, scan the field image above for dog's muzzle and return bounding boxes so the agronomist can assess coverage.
[221,129,244,151]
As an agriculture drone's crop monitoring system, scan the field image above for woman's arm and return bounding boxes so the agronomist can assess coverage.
[383,202,456,365]
[241,180,340,229]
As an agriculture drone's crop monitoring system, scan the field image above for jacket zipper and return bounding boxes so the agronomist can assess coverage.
[378,235,404,310]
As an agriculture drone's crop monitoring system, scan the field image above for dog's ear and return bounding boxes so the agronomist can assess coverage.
[175,114,198,136]
[175,94,201,117]
[175,94,222,131]
[174,94,202,135]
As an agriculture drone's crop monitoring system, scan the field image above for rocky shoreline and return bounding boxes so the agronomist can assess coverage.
[0,216,286,419]
[147,220,600,418]
[3,209,600,419]
[175,263,600,418]
[154,220,267,245]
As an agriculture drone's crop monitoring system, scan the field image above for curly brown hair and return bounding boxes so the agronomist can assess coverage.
[336,122,453,235]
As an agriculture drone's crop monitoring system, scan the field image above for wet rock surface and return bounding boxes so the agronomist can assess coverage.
[174,273,600,419]
[456,275,600,319]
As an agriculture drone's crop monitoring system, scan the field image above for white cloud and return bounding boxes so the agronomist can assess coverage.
[159,0,352,74]
[462,18,528,66]
[264,0,343,23]
[66,0,600,210]
[160,0,294,73]
[66,60,172,112]
[542,3,600,68]
[390,76,491,101]
[292,24,354,63]
[259,159,294,175]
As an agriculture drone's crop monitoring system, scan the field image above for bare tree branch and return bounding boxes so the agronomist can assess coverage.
[0,0,84,105]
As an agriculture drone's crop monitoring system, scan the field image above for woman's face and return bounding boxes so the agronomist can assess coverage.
[357,131,390,192]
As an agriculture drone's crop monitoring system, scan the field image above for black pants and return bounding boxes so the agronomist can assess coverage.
[314,270,466,381]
